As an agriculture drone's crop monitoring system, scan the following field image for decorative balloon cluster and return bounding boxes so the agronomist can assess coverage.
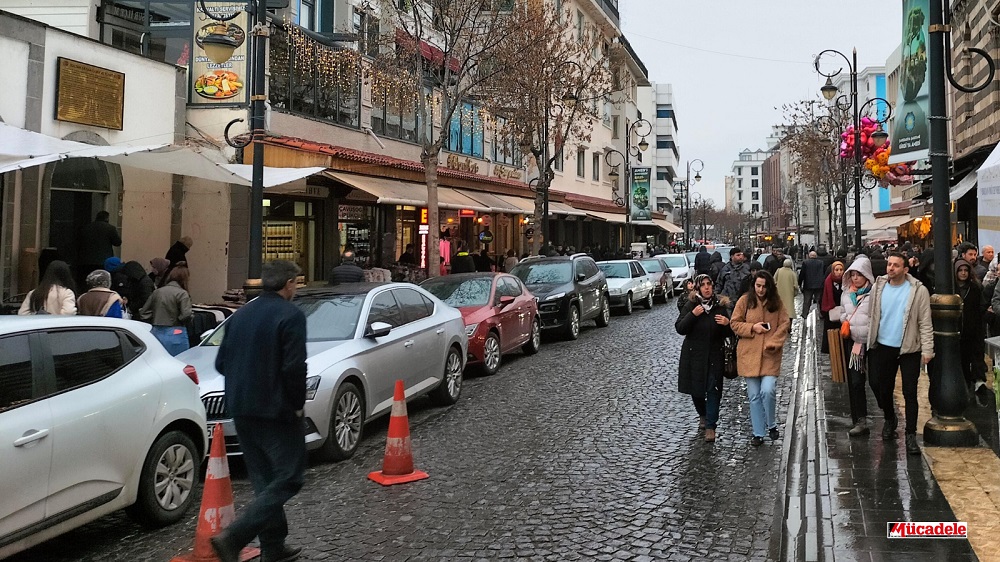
[838,117,915,187]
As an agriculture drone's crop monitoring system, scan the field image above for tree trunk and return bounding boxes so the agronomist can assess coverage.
[532,179,546,256]
[423,150,441,277]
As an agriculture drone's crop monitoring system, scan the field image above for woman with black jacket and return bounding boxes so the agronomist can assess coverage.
[955,259,987,399]
[675,274,733,443]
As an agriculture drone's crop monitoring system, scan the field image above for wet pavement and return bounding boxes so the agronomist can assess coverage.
[776,313,979,561]
[11,297,797,562]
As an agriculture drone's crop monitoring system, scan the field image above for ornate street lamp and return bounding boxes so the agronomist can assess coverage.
[604,118,652,246]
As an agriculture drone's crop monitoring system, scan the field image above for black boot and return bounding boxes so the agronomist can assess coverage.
[905,433,921,456]
[881,417,897,441]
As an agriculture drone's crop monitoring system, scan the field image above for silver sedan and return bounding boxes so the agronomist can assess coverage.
[178,282,468,462]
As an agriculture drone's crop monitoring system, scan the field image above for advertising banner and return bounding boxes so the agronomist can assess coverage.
[889,0,930,164]
[190,2,249,105]
[630,167,652,223]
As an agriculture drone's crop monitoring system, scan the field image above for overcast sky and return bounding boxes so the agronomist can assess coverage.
[620,0,903,205]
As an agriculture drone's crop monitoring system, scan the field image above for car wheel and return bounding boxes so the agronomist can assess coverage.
[644,290,654,309]
[482,331,502,375]
[595,294,611,328]
[624,293,633,315]
[318,382,364,462]
[126,430,198,528]
[522,316,542,355]
[431,346,464,406]
[563,304,581,340]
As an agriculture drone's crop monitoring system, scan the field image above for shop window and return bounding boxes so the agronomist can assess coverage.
[447,102,484,158]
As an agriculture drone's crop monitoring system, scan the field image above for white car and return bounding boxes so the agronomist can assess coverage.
[0,317,207,558]
[179,283,468,462]
[596,260,656,315]
[663,254,695,295]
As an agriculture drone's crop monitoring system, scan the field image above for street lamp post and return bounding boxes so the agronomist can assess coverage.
[815,49,892,253]
[683,159,704,249]
[605,118,652,247]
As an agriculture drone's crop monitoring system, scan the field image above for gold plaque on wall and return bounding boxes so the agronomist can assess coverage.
[55,58,126,130]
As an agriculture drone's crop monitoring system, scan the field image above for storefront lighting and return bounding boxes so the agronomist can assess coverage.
[262,198,270,207]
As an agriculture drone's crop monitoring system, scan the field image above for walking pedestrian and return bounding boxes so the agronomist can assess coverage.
[799,251,825,318]
[77,269,125,318]
[820,260,846,353]
[838,257,876,436]
[139,264,192,356]
[716,247,750,305]
[694,245,712,276]
[503,249,519,273]
[75,210,121,290]
[774,258,799,319]
[763,247,784,276]
[150,257,171,288]
[677,278,695,313]
[329,251,364,284]
[211,260,307,562]
[675,274,732,443]
[165,236,194,267]
[112,260,155,318]
[731,270,791,446]
[867,252,933,455]
[18,260,77,315]
[708,251,724,283]
[976,245,994,282]
[450,240,476,273]
[955,259,988,404]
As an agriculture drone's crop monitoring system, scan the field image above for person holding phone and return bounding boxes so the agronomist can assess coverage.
[675,274,732,443]
[731,270,791,446]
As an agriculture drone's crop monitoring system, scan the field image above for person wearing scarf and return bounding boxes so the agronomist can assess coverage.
[819,260,845,354]
[839,257,876,436]
[675,274,732,443]
[985,259,1000,337]
[955,259,988,405]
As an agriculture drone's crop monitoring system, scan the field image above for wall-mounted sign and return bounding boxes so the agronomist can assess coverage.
[459,209,477,217]
[339,204,368,221]
[524,227,534,240]
[447,154,481,174]
[190,2,249,105]
[492,164,522,181]
[55,58,125,130]
[478,230,494,244]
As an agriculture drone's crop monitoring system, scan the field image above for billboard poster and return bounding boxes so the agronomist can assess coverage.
[630,167,653,223]
[889,0,930,164]
[190,2,249,105]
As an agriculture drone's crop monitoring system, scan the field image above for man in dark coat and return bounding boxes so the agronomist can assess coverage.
[450,240,476,273]
[799,250,826,318]
[708,251,724,283]
[329,251,364,284]
[693,246,712,276]
[76,210,122,290]
[165,236,193,267]
[211,260,307,562]
[397,243,416,266]
[868,249,888,278]
[111,260,155,317]
[474,249,494,272]
[763,247,784,276]
[816,245,836,271]
[716,247,750,304]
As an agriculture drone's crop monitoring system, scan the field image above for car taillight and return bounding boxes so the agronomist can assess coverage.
[183,365,199,385]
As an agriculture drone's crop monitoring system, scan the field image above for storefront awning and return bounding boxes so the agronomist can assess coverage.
[927,171,977,204]
[861,214,911,230]
[460,190,527,214]
[652,218,683,233]
[585,210,628,224]
[326,171,490,212]
[493,194,538,214]
[549,201,587,216]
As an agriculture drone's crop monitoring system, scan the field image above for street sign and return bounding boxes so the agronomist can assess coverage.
[525,228,534,241]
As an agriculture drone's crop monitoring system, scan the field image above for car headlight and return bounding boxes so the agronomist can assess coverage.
[305,375,321,401]
[465,323,480,337]
[544,292,566,301]
[675,271,688,279]
[609,288,622,295]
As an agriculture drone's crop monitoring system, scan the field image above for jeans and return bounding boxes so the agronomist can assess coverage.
[150,325,189,356]
[745,376,778,437]
[869,345,921,434]
[691,379,723,430]
[225,416,306,553]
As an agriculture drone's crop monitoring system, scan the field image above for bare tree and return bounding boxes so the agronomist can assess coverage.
[370,0,524,276]
[481,1,617,254]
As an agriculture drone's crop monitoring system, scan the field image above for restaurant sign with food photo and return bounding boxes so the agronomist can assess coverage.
[189,2,249,105]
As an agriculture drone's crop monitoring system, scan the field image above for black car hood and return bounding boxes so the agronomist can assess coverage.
[525,282,573,299]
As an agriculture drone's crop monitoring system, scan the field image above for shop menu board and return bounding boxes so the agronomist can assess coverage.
[190,1,249,105]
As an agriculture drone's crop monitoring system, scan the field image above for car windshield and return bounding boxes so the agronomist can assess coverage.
[511,262,572,285]
[640,260,663,273]
[422,277,493,307]
[201,294,366,345]
[665,255,688,269]
[685,252,698,263]
[598,263,631,279]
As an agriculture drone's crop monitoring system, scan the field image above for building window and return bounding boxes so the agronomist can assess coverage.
[592,152,600,180]
[492,117,522,167]
[553,148,563,172]
[737,178,743,188]
[577,148,586,177]
[656,167,669,181]
[448,102,484,158]
[611,116,620,139]
[752,191,759,200]
[737,191,743,200]
[371,92,419,142]
[751,166,759,176]
[99,0,193,66]
[752,204,759,213]
[751,179,759,188]
[736,166,742,176]
[353,8,379,58]
[656,106,674,119]
[576,10,584,41]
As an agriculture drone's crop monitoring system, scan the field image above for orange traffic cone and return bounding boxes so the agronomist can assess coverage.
[368,380,429,486]
[170,424,259,562]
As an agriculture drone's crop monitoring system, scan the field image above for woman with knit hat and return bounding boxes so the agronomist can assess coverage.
[838,256,876,436]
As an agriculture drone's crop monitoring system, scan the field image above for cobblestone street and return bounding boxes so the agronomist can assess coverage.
[14,302,799,562]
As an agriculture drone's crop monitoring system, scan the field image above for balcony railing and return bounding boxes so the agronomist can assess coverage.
[269,25,361,129]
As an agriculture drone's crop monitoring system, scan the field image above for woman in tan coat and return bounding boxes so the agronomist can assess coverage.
[731,270,791,446]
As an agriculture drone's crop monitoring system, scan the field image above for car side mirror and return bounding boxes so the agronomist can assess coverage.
[576,272,587,281]
[365,321,392,338]
[498,295,515,308]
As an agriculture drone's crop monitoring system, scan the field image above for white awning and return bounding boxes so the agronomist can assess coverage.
[585,210,628,224]
[927,171,977,204]
[0,122,167,173]
[325,171,490,211]
[548,201,587,216]
[861,214,910,230]
[493,194,538,214]
[458,190,525,214]
[652,218,683,233]
[101,148,325,187]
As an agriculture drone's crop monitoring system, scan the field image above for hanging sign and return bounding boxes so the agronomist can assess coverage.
[190,2,249,105]
[889,0,930,164]
[630,167,653,223]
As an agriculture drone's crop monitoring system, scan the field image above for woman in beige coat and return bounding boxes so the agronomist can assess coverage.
[18,260,77,315]
[774,258,799,319]
[731,270,791,446]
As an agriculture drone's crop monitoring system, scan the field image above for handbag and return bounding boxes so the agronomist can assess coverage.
[839,293,867,339]
[722,336,739,379]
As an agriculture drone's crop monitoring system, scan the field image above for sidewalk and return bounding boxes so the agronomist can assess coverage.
[772,312,991,561]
